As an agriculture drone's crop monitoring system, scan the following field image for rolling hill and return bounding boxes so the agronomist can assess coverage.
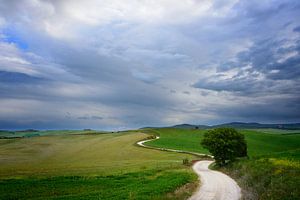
[141,122,300,130]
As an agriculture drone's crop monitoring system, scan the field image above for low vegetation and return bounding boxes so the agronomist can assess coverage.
[0,129,107,139]
[143,128,208,154]
[214,150,300,200]
[143,128,300,200]
[0,169,197,200]
[144,128,300,157]
[1,127,299,199]
[0,131,197,199]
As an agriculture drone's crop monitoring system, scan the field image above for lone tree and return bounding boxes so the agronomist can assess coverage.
[201,128,247,166]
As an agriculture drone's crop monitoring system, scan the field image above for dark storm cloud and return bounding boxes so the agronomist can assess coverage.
[294,26,300,32]
[0,71,46,84]
[194,38,300,95]
[191,0,300,123]
[0,0,299,129]
[236,39,300,80]
[209,96,300,123]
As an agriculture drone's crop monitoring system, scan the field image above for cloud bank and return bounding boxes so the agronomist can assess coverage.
[0,0,299,129]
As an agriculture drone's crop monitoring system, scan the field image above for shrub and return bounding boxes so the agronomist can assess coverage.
[183,158,189,165]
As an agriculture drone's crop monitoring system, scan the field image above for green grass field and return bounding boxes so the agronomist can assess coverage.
[0,129,108,138]
[1,128,299,199]
[142,128,208,154]
[0,131,197,199]
[251,128,300,135]
[143,128,300,158]
[143,128,300,200]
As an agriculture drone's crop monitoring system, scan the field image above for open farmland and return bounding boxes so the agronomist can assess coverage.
[142,128,300,199]
[143,128,300,158]
[0,131,197,200]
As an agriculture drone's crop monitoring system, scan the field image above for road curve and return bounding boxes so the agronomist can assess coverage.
[137,135,241,200]
[137,136,161,147]
[137,136,212,157]
[188,160,241,200]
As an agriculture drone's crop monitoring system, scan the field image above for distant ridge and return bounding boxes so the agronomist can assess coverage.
[141,122,300,130]
[171,124,210,129]
[213,122,300,130]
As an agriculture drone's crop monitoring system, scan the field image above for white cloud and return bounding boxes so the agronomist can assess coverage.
[0,42,37,75]
[0,41,80,81]
[60,0,214,25]
[0,0,240,40]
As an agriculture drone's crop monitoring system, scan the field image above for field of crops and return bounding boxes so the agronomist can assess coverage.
[0,131,197,199]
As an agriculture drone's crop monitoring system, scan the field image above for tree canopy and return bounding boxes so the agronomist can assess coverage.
[201,128,247,166]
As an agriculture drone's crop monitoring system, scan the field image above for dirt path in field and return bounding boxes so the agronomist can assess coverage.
[137,135,241,200]
[137,136,212,157]
[188,160,241,200]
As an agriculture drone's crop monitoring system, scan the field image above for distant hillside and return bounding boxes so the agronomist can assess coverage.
[142,122,300,130]
[171,124,210,129]
[140,124,210,130]
[213,122,300,130]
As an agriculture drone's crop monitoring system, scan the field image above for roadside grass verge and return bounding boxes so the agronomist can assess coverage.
[215,154,300,200]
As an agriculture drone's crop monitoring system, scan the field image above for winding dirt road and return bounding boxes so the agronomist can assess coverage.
[188,160,241,200]
[137,135,241,200]
[137,136,212,157]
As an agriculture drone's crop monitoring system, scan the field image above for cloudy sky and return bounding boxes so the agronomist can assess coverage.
[0,0,299,130]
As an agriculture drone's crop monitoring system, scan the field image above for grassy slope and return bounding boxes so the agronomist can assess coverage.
[143,128,300,200]
[143,128,208,154]
[144,128,300,158]
[0,131,197,200]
